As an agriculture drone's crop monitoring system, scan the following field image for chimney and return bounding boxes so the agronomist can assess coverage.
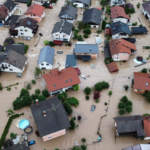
[43,111,46,117]
[149,75,150,78]
[36,99,39,106]
[58,68,61,73]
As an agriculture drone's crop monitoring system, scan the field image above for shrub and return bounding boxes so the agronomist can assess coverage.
[49,41,55,47]
[10,132,17,138]
[143,113,150,116]
[137,3,140,8]
[81,138,86,143]
[101,20,106,30]
[84,87,91,95]
[13,98,22,110]
[104,102,107,105]
[81,145,87,150]
[37,95,46,102]
[44,40,49,45]
[86,95,89,100]
[57,92,67,102]
[143,91,150,102]
[83,28,91,35]
[35,89,40,95]
[84,34,88,38]
[34,67,42,78]
[118,102,125,109]
[42,89,49,98]
[95,99,99,103]
[32,80,36,84]
[124,85,129,91]
[55,149,59,150]
[63,101,73,115]
[96,30,102,34]
[26,84,31,90]
[106,5,111,14]
[24,45,29,54]
[126,100,132,106]
[132,22,137,26]
[78,21,85,30]
[77,35,84,41]
[67,97,79,107]
[20,88,29,98]
[69,117,76,130]
[27,0,32,7]
[118,109,125,115]
[95,81,109,91]
[71,146,82,150]
[141,68,147,73]
[126,105,132,113]
[108,91,112,96]
[93,91,100,99]
[100,0,107,6]
[6,109,15,116]
[0,83,3,90]
[120,96,128,103]
[73,84,80,91]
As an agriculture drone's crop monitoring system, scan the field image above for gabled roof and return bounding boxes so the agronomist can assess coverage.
[74,44,99,54]
[71,0,91,6]
[104,43,111,58]
[143,116,150,138]
[51,21,73,35]
[110,21,131,35]
[134,72,150,91]
[58,4,77,19]
[107,62,118,72]
[0,5,8,20]
[4,38,14,45]
[65,54,77,68]
[10,17,38,30]
[122,144,150,150]
[109,39,137,55]
[24,4,45,16]
[3,50,27,70]
[31,97,70,137]
[111,6,130,19]
[142,1,150,14]
[42,67,81,92]
[3,143,30,150]
[0,53,6,64]
[114,115,145,137]
[131,27,148,34]
[38,46,55,65]
[83,8,102,25]
[3,0,18,12]
[4,15,20,26]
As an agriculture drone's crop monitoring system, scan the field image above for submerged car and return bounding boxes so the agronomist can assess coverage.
[57,51,63,54]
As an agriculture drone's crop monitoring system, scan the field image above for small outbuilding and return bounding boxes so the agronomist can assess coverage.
[107,62,118,73]
[131,27,148,34]
[104,43,111,59]
[122,38,136,43]
[65,54,77,68]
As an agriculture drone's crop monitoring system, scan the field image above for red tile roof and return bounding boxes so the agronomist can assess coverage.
[0,5,8,19]
[42,67,81,92]
[105,28,112,35]
[24,4,45,16]
[109,39,137,55]
[134,72,150,91]
[143,116,150,137]
[107,62,119,73]
[95,7,102,10]
[111,6,130,20]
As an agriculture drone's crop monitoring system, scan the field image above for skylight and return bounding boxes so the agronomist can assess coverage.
[27,21,31,26]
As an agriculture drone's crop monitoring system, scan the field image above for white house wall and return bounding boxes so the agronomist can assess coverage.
[112,18,128,23]
[38,61,53,70]
[110,0,125,6]
[143,9,150,21]
[52,31,72,41]
[112,33,129,39]
[90,25,99,28]
[73,2,84,8]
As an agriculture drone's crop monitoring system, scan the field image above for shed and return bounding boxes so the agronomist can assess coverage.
[65,55,77,68]
[107,62,118,73]
[104,43,111,58]
[96,37,102,44]
[131,27,148,34]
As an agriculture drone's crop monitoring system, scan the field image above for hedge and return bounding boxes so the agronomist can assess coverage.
[67,97,79,107]
[0,114,23,149]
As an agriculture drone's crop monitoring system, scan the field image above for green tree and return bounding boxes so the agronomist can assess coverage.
[57,92,67,102]
[73,84,80,91]
[118,109,125,115]
[0,83,3,90]
[26,83,31,90]
[67,97,79,107]
[84,87,91,95]
[27,0,32,7]
[35,89,40,95]
[69,117,76,130]
[71,146,82,150]
[141,68,147,73]
[126,105,132,113]
[81,145,87,150]
[83,28,91,35]
[106,6,111,14]
[81,138,86,143]
[120,96,128,103]
[22,95,32,106]
[31,80,36,84]
[10,132,17,138]
[101,20,106,30]
[37,95,46,102]
[108,91,112,95]
[78,21,85,30]
[44,40,49,45]
[63,101,73,115]
[126,100,132,106]
[42,89,50,98]
[100,0,107,6]
[94,81,109,91]
[34,67,42,78]
[13,98,22,110]
[86,95,89,100]
[20,88,29,98]
[49,41,55,47]
[144,91,150,102]
[118,102,125,109]
[77,35,84,41]
[84,34,88,38]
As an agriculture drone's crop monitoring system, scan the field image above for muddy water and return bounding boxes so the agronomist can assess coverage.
[0,0,150,150]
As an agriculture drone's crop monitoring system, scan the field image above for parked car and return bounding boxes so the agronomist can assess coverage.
[57,51,63,54]
[81,75,86,79]
[28,141,35,146]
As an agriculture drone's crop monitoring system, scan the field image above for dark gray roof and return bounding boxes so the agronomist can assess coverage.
[110,21,131,35]
[71,0,91,6]
[131,27,148,34]
[10,17,38,30]
[3,0,18,11]
[52,21,73,35]
[65,54,77,68]
[14,0,29,3]
[104,43,111,58]
[30,97,70,137]
[142,1,150,14]
[5,44,25,55]
[4,38,14,45]
[114,115,145,137]
[0,52,6,64]
[0,45,4,52]
[83,8,102,25]
[74,44,99,54]
[3,50,27,70]
[59,4,77,19]
[122,144,142,150]
[5,15,20,26]
[122,38,136,43]
[3,143,30,150]
[38,46,55,65]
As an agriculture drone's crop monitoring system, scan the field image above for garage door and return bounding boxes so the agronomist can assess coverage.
[41,67,46,69]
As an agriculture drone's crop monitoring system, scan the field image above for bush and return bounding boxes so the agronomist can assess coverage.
[108,91,112,96]
[93,91,100,99]
[13,98,22,110]
[126,105,132,113]
[71,146,82,150]
[132,22,137,26]
[81,138,86,143]
[78,21,85,30]
[143,113,150,116]
[26,84,31,90]
[95,81,109,91]
[37,95,46,102]
[100,0,107,6]
[124,85,129,91]
[10,132,17,138]
[77,35,84,41]
[24,45,29,54]
[106,6,111,14]
[32,80,36,84]
[141,68,147,73]
[20,88,29,97]
[27,0,32,7]
[63,101,73,115]
[95,99,99,103]
[86,95,89,100]
[35,89,40,95]
[83,28,91,35]
[120,96,128,103]
[0,83,3,90]
[96,30,102,34]
[73,84,80,91]
[84,34,88,38]
[57,92,67,102]
[126,100,132,106]
[101,20,106,30]
[118,102,125,109]
[69,117,76,130]
[67,97,79,107]
[118,109,125,115]
[104,102,107,105]
[143,91,150,102]
[137,3,140,8]
[42,89,49,98]
[49,41,55,47]
[44,40,49,45]
[84,87,91,95]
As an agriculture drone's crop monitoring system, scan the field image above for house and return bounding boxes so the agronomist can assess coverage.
[143,116,150,140]
[65,54,77,68]
[109,39,137,61]
[24,4,45,22]
[131,27,148,35]
[4,15,20,27]
[114,115,145,139]
[142,1,150,20]
[70,0,91,8]
[42,67,81,95]
[31,97,70,141]
[38,46,55,70]
[110,0,126,6]
[58,4,77,23]
[9,17,39,40]
[74,44,99,60]
[51,21,73,43]
[33,0,51,6]
[133,72,150,94]
[110,6,130,23]
[3,134,29,150]
[82,8,102,28]
[0,0,18,24]
[110,21,131,39]
[107,62,118,73]
[0,50,27,73]
[123,38,136,43]
[122,144,150,150]
[3,38,14,45]
[104,43,111,58]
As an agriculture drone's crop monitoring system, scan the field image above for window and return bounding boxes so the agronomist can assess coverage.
[9,69,13,71]
[41,63,44,65]
[20,29,23,31]
[124,53,126,55]
[138,89,141,92]
[21,33,24,35]
[63,35,67,37]
[25,30,28,32]
[46,64,49,66]
[55,34,58,36]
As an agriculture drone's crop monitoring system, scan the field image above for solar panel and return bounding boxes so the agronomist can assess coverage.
[27,21,31,26]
